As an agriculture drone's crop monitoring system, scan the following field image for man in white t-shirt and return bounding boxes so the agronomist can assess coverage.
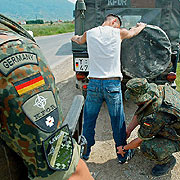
[71,14,146,163]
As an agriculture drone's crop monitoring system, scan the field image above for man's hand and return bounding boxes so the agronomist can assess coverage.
[117,146,126,157]
[117,138,143,156]
[136,22,146,28]
[71,35,80,44]
[71,32,86,45]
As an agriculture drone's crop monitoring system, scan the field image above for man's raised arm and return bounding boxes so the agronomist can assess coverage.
[120,22,146,40]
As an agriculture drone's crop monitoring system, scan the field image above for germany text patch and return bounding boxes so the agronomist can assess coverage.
[22,90,59,132]
[0,52,38,76]
[43,125,73,171]
[14,72,45,96]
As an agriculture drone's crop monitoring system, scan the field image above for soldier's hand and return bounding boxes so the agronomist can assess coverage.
[117,146,126,157]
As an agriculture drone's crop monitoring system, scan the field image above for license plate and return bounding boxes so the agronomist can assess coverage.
[74,58,89,72]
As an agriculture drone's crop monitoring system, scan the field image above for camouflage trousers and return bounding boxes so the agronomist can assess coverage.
[140,137,180,164]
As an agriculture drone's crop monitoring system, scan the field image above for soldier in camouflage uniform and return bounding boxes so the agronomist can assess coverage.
[0,14,93,180]
[117,78,180,176]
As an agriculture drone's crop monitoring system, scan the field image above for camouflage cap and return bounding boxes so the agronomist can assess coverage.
[125,78,159,104]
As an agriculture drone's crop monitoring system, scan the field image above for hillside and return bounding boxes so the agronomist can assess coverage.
[0,0,75,21]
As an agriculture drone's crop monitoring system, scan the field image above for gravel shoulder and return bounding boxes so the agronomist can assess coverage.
[52,57,180,180]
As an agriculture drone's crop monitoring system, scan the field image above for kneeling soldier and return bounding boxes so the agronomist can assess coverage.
[117,78,180,176]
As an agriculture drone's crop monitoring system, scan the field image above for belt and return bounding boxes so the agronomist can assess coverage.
[89,77,120,80]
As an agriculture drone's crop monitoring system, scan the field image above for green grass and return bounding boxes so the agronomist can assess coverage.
[176,62,180,92]
[22,23,74,37]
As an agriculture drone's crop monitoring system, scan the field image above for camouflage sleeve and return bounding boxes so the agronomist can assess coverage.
[138,112,165,140]
[0,31,67,179]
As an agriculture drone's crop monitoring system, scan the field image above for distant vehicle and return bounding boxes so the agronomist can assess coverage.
[72,0,180,96]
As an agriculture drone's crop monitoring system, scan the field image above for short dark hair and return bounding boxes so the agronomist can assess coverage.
[105,14,122,26]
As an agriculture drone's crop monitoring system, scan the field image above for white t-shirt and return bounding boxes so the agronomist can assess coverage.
[86,26,123,79]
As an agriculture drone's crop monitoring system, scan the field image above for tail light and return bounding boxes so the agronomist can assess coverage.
[76,73,86,81]
[82,85,87,89]
[167,72,176,82]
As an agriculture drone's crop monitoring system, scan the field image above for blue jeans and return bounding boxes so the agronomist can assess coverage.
[83,79,127,161]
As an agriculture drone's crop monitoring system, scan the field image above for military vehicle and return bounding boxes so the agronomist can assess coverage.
[72,0,180,95]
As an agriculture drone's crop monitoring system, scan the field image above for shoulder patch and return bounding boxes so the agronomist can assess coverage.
[0,52,38,76]
[43,125,73,171]
[13,72,45,96]
[143,122,151,127]
[22,90,60,132]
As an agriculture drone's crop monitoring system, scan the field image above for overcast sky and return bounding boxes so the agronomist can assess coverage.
[68,0,76,4]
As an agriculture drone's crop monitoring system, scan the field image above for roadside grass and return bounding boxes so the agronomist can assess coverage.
[22,22,74,37]
[176,62,180,92]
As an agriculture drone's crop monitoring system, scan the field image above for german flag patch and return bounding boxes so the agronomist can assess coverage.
[14,72,45,96]
[144,122,151,127]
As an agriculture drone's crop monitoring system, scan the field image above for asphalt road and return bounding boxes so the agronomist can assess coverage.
[35,32,74,68]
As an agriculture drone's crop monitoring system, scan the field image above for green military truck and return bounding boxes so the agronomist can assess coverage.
[72,0,180,95]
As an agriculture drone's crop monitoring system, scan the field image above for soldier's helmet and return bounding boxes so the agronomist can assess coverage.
[125,78,159,104]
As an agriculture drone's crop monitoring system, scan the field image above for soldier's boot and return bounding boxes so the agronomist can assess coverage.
[151,155,176,176]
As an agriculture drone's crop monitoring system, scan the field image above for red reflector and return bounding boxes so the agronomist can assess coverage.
[82,85,87,89]
[167,72,176,82]
[76,73,86,80]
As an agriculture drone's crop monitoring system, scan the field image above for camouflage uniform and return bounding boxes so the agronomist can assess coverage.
[0,22,80,179]
[125,78,180,164]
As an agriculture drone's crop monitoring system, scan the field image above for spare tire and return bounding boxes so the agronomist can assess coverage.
[121,25,171,80]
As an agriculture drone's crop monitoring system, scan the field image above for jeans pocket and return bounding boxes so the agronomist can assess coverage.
[87,85,100,102]
[106,87,120,93]
[105,85,121,103]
